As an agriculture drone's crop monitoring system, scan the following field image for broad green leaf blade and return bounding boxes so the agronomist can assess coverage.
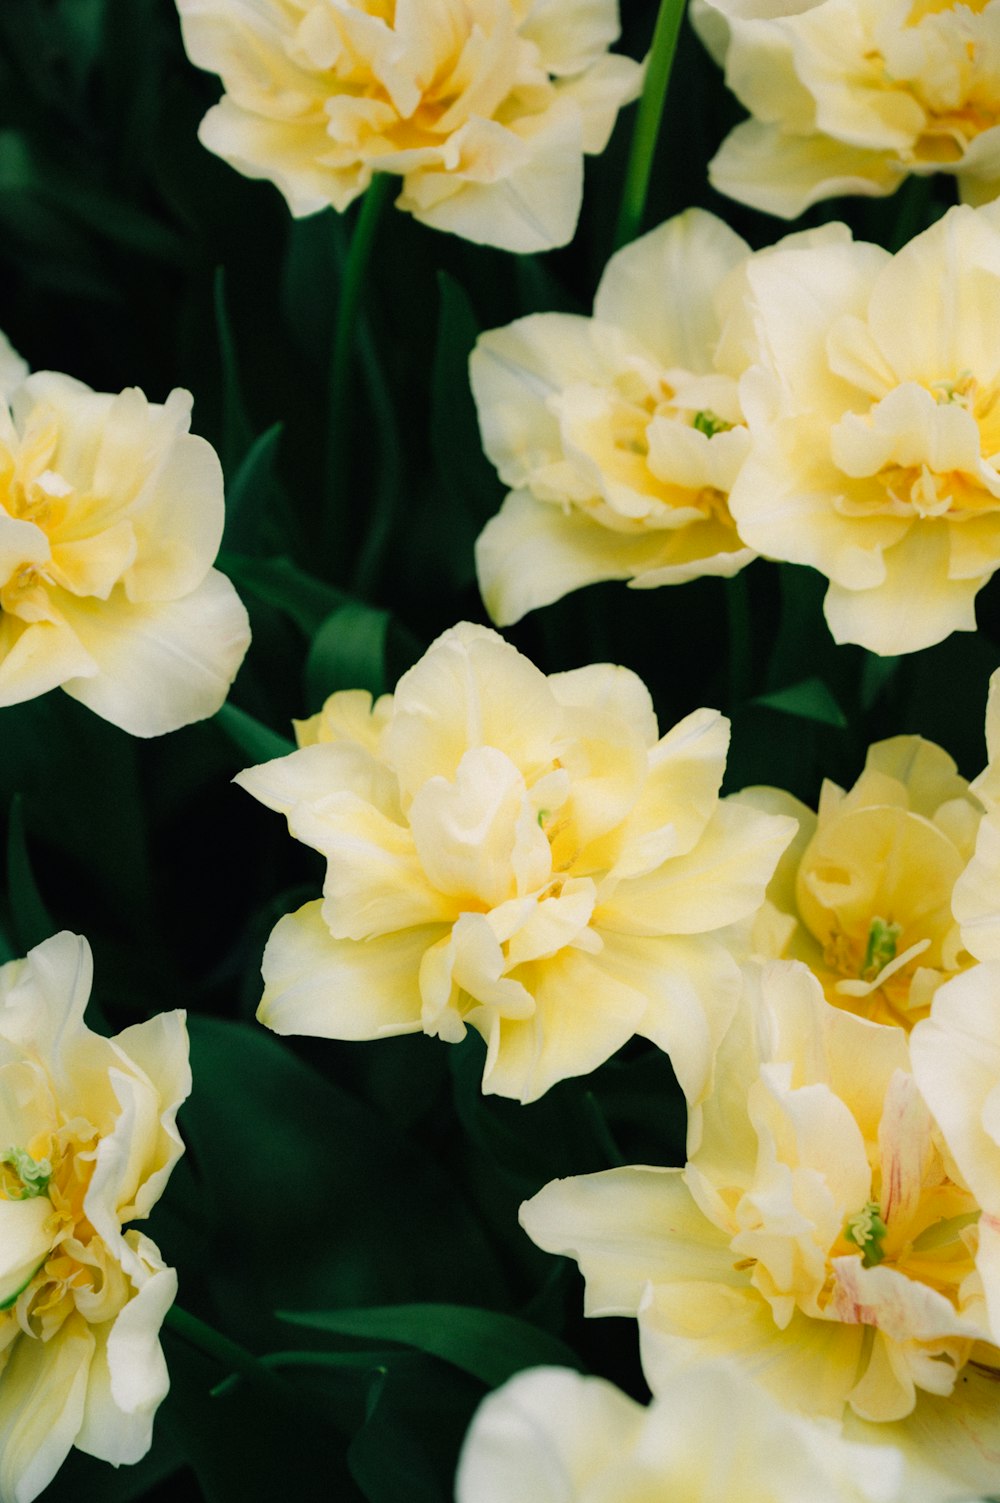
[215,703,294,764]
[754,676,848,729]
[221,553,348,637]
[278,1303,584,1388]
[305,601,390,705]
[222,422,285,555]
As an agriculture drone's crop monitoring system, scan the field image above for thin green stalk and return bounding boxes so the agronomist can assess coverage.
[614,0,688,250]
[164,1305,268,1386]
[323,174,393,571]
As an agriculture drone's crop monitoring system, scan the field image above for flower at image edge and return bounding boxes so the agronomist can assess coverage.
[0,932,190,1503]
[175,0,643,253]
[236,622,797,1105]
[0,338,250,736]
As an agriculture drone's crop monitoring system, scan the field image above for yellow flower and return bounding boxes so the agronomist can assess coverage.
[236,622,795,1104]
[0,932,190,1503]
[0,355,250,735]
[744,736,982,1028]
[693,0,1000,218]
[951,667,1000,960]
[456,1349,906,1502]
[728,203,1000,655]
[175,0,643,253]
[521,960,1000,1497]
[471,210,755,626]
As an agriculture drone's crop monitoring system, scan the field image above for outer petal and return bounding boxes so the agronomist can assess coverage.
[520,1166,738,1316]
[953,813,1000,961]
[0,332,27,403]
[0,1314,94,1503]
[709,120,903,218]
[257,900,443,1039]
[594,209,751,370]
[823,523,980,655]
[57,569,251,736]
[455,1366,644,1503]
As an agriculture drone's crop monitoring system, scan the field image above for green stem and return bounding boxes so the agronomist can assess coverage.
[164,1305,268,1385]
[323,174,393,572]
[614,0,688,250]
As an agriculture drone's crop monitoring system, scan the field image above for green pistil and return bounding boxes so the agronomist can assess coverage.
[844,1201,888,1267]
[0,1147,51,1200]
[692,409,732,438]
[861,917,902,982]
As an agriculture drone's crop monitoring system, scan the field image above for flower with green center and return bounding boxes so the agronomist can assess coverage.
[521,959,1000,1497]
[0,932,190,1503]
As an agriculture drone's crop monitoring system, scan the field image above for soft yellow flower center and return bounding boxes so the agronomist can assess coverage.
[843,1200,888,1266]
[0,1120,111,1339]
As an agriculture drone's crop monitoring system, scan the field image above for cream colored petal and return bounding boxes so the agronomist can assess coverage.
[384,622,559,796]
[0,1199,53,1309]
[639,1283,866,1422]
[0,516,47,582]
[601,799,796,936]
[198,97,365,216]
[864,735,972,820]
[75,1255,176,1466]
[610,707,729,875]
[109,1011,190,1223]
[597,932,741,1114]
[520,1166,737,1315]
[823,522,980,655]
[0,616,97,712]
[867,204,1000,387]
[519,0,622,75]
[0,1313,94,1503]
[57,569,250,736]
[709,119,902,218]
[474,489,684,626]
[548,661,659,748]
[0,932,93,1065]
[470,313,634,491]
[594,209,750,371]
[954,814,1000,961]
[910,963,1000,1216]
[553,53,643,154]
[402,109,584,253]
[125,426,226,602]
[478,945,647,1103]
[257,900,442,1039]
[235,741,401,824]
[455,1366,643,1503]
[0,332,27,404]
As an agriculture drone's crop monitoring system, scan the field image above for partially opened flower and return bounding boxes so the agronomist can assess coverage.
[693,0,1000,219]
[471,209,755,626]
[521,960,1000,1496]
[456,1350,906,1502]
[0,932,190,1503]
[728,203,1000,654]
[744,736,982,1027]
[0,348,250,735]
[236,622,795,1104]
[175,0,642,253]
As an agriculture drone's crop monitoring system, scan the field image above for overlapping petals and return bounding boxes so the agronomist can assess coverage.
[471,209,756,624]
[521,960,1000,1497]
[744,736,982,1027]
[456,1341,907,1502]
[236,622,795,1104]
[693,0,1000,218]
[175,0,642,252]
[0,349,250,735]
[0,933,190,1503]
[728,202,1000,654]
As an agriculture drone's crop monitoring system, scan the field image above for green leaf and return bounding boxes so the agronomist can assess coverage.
[221,553,348,637]
[306,601,390,705]
[279,1304,584,1389]
[222,422,285,554]
[754,677,848,729]
[348,1357,478,1503]
[860,652,901,711]
[6,795,54,953]
[214,704,294,765]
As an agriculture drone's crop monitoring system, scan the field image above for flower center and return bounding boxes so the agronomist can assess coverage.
[0,1147,51,1201]
[843,1200,888,1267]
